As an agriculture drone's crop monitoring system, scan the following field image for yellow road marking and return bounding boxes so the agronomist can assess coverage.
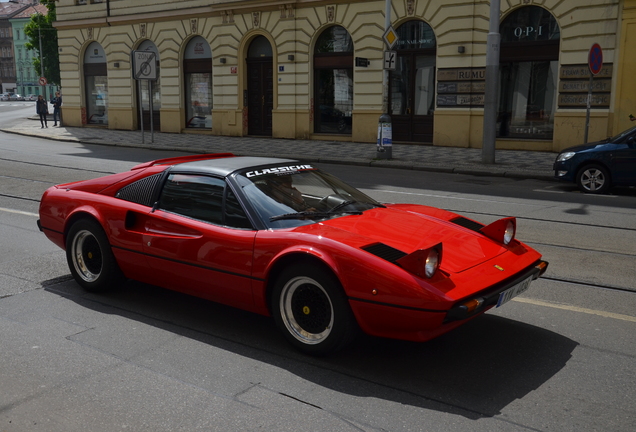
[513,297,636,323]
[0,206,38,217]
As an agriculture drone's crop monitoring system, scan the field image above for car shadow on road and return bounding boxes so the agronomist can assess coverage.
[44,278,577,420]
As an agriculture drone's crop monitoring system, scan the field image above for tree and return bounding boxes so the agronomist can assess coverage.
[24,1,59,87]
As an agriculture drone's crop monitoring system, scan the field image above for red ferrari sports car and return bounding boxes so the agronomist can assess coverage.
[38,153,548,355]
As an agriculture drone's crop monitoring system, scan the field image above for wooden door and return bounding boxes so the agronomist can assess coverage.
[247,59,273,136]
[390,53,435,143]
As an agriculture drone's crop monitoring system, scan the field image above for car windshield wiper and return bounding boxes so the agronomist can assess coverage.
[270,210,362,222]
[366,202,386,208]
[327,200,385,212]
[327,200,356,213]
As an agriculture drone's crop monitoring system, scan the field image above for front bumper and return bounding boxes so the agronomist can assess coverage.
[445,260,548,322]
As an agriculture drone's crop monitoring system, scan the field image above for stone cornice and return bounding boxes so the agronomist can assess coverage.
[52,0,369,30]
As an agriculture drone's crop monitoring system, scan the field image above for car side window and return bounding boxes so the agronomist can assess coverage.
[225,187,253,229]
[160,174,224,224]
[158,174,251,229]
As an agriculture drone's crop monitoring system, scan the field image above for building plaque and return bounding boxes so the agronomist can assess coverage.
[559,79,612,93]
[557,63,612,108]
[437,68,486,81]
[560,64,613,79]
[558,94,611,107]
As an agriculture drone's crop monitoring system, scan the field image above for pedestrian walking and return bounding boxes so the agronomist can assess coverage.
[51,91,62,126]
[36,95,48,128]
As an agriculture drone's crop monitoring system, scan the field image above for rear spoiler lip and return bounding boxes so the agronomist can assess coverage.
[131,153,235,170]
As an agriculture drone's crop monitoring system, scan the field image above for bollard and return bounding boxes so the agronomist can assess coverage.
[376,113,393,159]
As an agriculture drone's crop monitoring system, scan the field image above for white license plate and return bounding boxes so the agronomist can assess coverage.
[496,275,533,307]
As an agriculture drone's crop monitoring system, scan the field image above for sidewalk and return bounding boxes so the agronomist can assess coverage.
[1,117,557,180]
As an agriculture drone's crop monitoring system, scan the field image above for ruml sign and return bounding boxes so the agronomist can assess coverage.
[437,68,485,82]
[436,68,485,107]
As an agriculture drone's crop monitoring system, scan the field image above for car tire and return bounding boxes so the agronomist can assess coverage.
[272,264,357,355]
[66,219,124,292]
[576,164,611,194]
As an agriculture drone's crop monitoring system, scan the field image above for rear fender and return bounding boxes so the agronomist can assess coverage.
[64,206,108,242]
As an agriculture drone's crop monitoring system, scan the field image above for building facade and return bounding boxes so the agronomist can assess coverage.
[53,0,635,152]
[0,0,30,93]
[10,2,55,98]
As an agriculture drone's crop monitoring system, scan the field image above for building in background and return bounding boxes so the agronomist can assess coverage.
[0,0,31,93]
[51,0,635,152]
[1,0,58,97]
[10,1,57,98]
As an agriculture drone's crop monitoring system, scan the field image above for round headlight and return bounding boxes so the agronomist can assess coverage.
[424,249,440,278]
[557,152,576,162]
[503,220,515,245]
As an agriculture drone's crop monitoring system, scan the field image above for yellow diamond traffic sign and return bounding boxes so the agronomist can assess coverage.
[383,27,399,50]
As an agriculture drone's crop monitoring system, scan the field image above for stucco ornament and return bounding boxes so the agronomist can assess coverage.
[327,6,335,23]
[221,11,234,24]
[407,0,415,16]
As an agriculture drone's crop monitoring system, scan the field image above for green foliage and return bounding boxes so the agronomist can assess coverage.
[24,1,59,86]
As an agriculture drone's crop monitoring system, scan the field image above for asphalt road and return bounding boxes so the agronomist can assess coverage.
[0,130,634,431]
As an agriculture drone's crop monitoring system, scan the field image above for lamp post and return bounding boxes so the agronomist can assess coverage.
[38,25,46,99]
[482,0,501,164]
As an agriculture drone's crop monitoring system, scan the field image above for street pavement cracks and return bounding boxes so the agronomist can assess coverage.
[1,117,557,181]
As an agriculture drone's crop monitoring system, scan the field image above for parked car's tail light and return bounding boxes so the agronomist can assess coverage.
[480,217,516,245]
[396,243,443,279]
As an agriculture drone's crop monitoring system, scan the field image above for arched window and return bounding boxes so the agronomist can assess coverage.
[184,36,212,129]
[497,6,560,140]
[313,26,353,134]
[83,41,108,125]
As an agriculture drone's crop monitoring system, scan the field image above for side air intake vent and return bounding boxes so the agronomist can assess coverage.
[361,243,407,263]
[450,216,484,232]
[116,174,162,207]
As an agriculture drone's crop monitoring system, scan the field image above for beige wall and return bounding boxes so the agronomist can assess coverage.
[614,0,636,135]
[54,0,626,152]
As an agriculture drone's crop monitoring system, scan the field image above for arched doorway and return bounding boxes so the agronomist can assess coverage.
[389,21,436,143]
[497,6,560,140]
[184,36,212,129]
[136,40,161,130]
[83,41,108,125]
[313,26,353,134]
[246,36,273,136]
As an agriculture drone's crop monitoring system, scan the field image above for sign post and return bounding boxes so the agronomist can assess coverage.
[584,43,603,144]
[132,50,158,144]
[378,3,397,160]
